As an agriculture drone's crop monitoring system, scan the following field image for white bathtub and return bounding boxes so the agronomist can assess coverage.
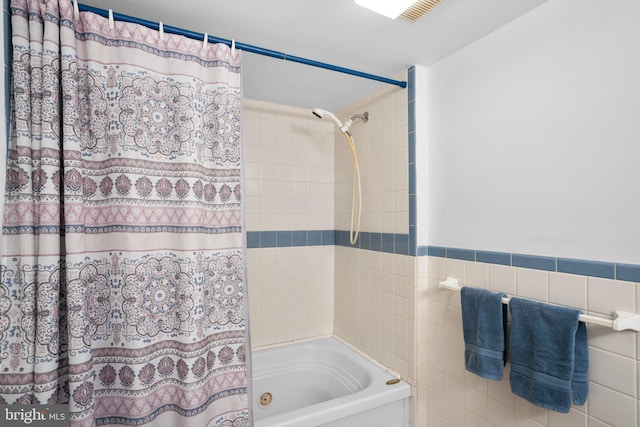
[251,337,411,427]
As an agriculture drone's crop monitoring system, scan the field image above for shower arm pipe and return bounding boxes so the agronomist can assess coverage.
[76,3,408,89]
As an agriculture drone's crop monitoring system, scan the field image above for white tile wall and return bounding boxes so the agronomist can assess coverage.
[549,272,587,310]
[417,256,640,427]
[334,81,408,234]
[331,72,416,411]
[333,247,416,383]
[243,77,408,359]
[244,99,336,349]
[246,246,334,349]
[243,99,335,232]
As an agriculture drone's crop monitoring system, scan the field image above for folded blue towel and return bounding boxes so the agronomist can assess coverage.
[460,287,508,381]
[509,297,588,413]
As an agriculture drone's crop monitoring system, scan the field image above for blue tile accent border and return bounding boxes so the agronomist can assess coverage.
[321,230,335,246]
[370,232,382,252]
[247,230,335,249]
[427,246,446,257]
[447,247,475,262]
[359,231,371,250]
[308,230,322,246]
[395,233,409,255]
[335,231,410,255]
[476,250,511,266]
[292,230,308,247]
[381,233,395,253]
[246,231,261,249]
[407,66,418,258]
[513,253,556,272]
[419,245,640,282]
[407,66,416,104]
[408,167,416,205]
[247,230,412,255]
[408,225,417,257]
[617,264,640,282]
[276,230,292,247]
[259,231,276,248]
[248,233,640,280]
[416,246,429,257]
[335,230,349,247]
[557,258,615,279]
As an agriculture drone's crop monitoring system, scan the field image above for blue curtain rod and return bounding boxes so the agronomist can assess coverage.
[77,3,408,89]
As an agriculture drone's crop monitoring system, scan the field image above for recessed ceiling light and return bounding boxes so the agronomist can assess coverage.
[354,0,416,19]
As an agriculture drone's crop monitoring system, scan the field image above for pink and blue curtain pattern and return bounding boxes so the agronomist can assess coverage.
[0,1,248,426]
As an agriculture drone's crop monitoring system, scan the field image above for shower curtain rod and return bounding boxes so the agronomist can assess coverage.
[77,3,408,89]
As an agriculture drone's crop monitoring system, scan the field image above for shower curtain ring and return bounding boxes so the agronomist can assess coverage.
[159,21,165,40]
[108,9,115,30]
[73,0,79,20]
[203,32,208,49]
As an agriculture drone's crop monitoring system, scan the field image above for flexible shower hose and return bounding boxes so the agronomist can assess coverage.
[343,131,361,245]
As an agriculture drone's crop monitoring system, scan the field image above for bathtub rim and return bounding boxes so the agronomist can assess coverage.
[251,335,411,427]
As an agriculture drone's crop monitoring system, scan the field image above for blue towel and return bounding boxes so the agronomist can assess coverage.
[460,287,508,381]
[509,297,588,413]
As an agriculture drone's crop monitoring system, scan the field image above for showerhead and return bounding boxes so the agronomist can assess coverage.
[312,108,345,130]
[312,108,369,134]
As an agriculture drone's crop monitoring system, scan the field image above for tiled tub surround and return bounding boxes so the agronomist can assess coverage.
[334,247,416,384]
[243,69,410,352]
[243,99,336,349]
[246,246,334,349]
[331,73,418,412]
[417,255,640,427]
[331,76,419,423]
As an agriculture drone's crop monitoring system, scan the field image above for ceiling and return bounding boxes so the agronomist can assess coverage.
[79,0,549,112]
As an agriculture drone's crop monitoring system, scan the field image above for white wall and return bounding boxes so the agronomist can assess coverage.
[425,0,640,263]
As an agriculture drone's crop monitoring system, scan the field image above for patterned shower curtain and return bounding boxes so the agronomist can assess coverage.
[0,1,248,426]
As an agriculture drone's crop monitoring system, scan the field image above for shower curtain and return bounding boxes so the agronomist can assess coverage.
[0,1,248,426]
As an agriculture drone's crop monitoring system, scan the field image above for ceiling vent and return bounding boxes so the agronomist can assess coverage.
[400,0,443,22]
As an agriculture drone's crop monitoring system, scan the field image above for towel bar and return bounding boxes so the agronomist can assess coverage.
[438,278,640,332]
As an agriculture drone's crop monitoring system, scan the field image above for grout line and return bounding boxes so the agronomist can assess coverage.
[332,335,408,383]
